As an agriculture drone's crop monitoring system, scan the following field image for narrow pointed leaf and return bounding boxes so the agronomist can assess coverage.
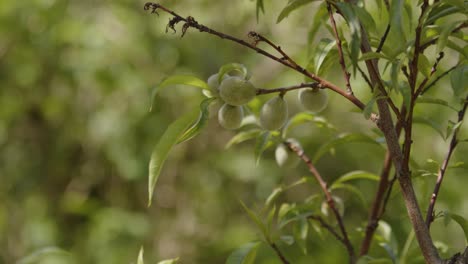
[313,133,382,163]
[226,241,262,264]
[157,258,180,264]
[450,65,468,96]
[239,200,268,238]
[176,98,215,144]
[254,131,271,165]
[148,110,199,206]
[137,247,144,264]
[417,97,458,111]
[413,116,445,139]
[150,75,208,111]
[225,129,262,149]
[447,213,468,242]
[332,170,380,186]
[277,0,316,23]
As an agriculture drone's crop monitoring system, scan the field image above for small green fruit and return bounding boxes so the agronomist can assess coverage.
[275,140,301,168]
[219,76,256,106]
[218,103,244,130]
[207,73,228,97]
[259,96,288,130]
[298,88,328,112]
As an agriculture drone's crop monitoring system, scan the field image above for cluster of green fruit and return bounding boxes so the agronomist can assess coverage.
[207,67,328,168]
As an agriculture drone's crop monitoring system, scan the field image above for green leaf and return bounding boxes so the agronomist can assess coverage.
[226,241,262,264]
[447,213,468,242]
[413,116,445,139]
[225,129,262,149]
[425,4,462,25]
[17,247,71,264]
[336,2,361,74]
[417,97,458,111]
[313,38,336,75]
[313,133,382,163]
[218,63,249,81]
[308,2,329,45]
[390,60,403,91]
[450,64,468,96]
[277,0,316,23]
[265,187,283,209]
[359,52,390,62]
[352,5,376,34]
[150,75,208,111]
[148,110,199,206]
[137,247,144,264]
[254,131,272,165]
[256,0,265,21]
[417,54,431,77]
[437,20,464,53]
[389,0,405,44]
[176,98,215,144]
[363,97,377,120]
[158,257,180,264]
[239,200,268,239]
[330,182,367,207]
[446,120,463,140]
[282,112,334,138]
[332,170,380,186]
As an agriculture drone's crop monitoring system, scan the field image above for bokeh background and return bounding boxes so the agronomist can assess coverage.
[1,0,467,263]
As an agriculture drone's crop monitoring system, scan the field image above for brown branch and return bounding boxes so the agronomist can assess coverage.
[426,95,468,227]
[256,82,319,96]
[285,141,356,262]
[143,2,367,111]
[409,0,429,91]
[357,10,442,262]
[270,243,290,264]
[248,31,298,68]
[327,3,353,95]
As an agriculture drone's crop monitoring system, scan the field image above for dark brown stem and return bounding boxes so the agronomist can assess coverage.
[248,31,298,68]
[270,243,290,264]
[144,2,367,111]
[285,141,356,262]
[327,3,353,95]
[256,82,319,95]
[376,24,391,53]
[357,64,373,90]
[426,95,468,227]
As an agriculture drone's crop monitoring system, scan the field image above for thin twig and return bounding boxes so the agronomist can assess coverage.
[248,31,298,68]
[285,141,356,262]
[256,82,319,95]
[376,24,391,53]
[421,65,458,95]
[270,243,290,264]
[143,2,367,111]
[426,95,468,227]
[327,3,353,95]
[414,52,444,97]
[357,64,373,90]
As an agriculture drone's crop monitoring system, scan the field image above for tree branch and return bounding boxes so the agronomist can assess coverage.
[426,95,468,227]
[143,2,367,111]
[256,82,319,96]
[327,3,353,95]
[285,141,356,262]
[309,215,345,245]
[270,243,290,264]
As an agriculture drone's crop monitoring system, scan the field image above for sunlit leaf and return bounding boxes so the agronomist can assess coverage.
[176,98,215,144]
[314,38,336,75]
[226,241,261,264]
[313,133,382,163]
[225,129,262,149]
[332,170,380,186]
[282,112,334,138]
[330,182,367,207]
[437,20,465,52]
[277,0,317,23]
[336,2,361,74]
[137,247,144,264]
[150,75,208,111]
[389,0,405,45]
[417,53,431,77]
[148,110,199,206]
[265,187,283,209]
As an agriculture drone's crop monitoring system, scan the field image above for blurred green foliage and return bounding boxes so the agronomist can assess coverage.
[0,0,467,263]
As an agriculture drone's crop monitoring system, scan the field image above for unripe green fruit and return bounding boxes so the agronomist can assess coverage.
[275,140,301,168]
[219,76,256,106]
[207,73,229,97]
[259,96,288,130]
[218,103,244,130]
[298,88,328,113]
